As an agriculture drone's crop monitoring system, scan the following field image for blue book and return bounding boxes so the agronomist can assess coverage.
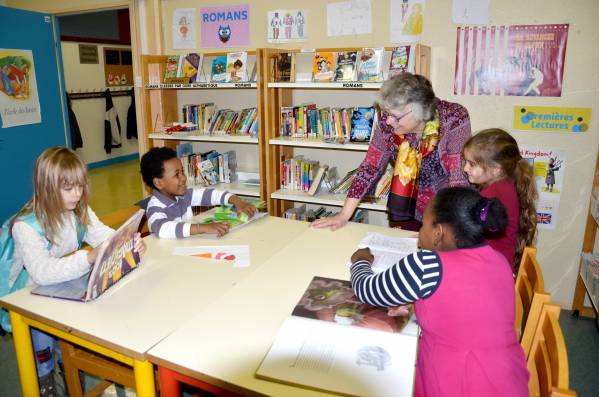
[211,56,227,82]
[350,107,375,142]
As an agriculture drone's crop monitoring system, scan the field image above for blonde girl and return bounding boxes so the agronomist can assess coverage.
[462,128,537,271]
[9,147,144,395]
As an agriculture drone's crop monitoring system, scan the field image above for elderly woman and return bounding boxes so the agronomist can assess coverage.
[312,73,471,231]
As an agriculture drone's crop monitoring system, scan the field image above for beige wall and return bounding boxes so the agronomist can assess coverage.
[9,0,599,307]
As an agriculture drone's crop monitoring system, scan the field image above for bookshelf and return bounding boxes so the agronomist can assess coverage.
[141,52,266,201]
[263,46,431,223]
[572,148,599,329]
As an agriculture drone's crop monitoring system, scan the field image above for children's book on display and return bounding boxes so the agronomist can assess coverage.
[388,45,415,78]
[211,55,227,83]
[357,48,384,82]
[335,51,357,82]
[312,52,335,82]
[255,275,419,397]
[31,210,145,302]
[225,51,248,82]
[350,106,376,142]
[273,52,295,82]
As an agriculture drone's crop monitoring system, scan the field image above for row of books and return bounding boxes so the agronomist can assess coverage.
[164,51,257,84]
[284,204,368,224]
[280,105,377,142]
[178,105,258,136]
[176,143,237,186]
[272,45,415,83]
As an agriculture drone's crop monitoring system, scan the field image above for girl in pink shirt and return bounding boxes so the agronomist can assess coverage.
[462,128,538,271]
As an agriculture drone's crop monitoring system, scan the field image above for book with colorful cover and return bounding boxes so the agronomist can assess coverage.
[180,53,203,83]
[31,210,145,302]
[388,45,414,78]
[163,55,182,82]
[350,106,376,142]
[211,55,227,83]
[335,51,358,82]
[357,48,384,82]
[256,276,419,397]
[273,52,295,82]
[312,52,335,82]
[225,51,248,82]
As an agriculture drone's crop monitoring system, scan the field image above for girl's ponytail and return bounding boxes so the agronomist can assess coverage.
[474,197,508,237]
[513,158,538,270]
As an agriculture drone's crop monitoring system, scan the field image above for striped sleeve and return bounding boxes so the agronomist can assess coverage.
[146,196,190,239]
[190,187,232,207]
[350,250,442,307]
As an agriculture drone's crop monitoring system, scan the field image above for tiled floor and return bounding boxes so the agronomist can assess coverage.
[88,159,145,217]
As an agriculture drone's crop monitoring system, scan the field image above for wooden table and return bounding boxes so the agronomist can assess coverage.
[0,215,308,397]
[148,222,418,396]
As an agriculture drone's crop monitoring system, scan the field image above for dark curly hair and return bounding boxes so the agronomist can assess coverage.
[140,147,177,190]
[432,187,508,248]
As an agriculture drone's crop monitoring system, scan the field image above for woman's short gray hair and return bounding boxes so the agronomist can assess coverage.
[378,73,437,122]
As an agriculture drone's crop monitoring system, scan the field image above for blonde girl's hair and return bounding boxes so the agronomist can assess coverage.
[463,128,538,270]
[16,147,90,243]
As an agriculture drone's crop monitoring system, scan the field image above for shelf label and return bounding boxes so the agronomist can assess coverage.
[342,83,364,88]
[234,82,253,88]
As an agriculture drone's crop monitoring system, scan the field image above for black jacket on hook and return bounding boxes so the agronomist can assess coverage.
[126,88,137,139]
[104,88,122,153]
[67,97,83,149]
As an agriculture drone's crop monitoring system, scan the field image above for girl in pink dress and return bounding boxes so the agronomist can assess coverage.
[462,128,538,271]
[351,187,529,397]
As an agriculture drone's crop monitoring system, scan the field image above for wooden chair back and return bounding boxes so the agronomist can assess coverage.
[527,303,571,397]
[518,291,551,357]
[515,247,545,333]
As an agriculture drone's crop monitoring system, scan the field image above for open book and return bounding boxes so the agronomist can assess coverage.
[256,276,419,397]
[31,210,145,302]
[349,232,418,273]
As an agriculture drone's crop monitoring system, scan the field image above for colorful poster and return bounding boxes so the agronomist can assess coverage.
[520,147,566,230]
[390,0,425,43]
[172,8,196,49]
[327,0,372,37]
[454,24,569,96]
[200,4,250,48]
[514,106,592,133]
[267,9,307,43]
[0,49,41,128]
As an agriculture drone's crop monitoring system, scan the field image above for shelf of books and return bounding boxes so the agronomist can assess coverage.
[142,51,267,204]
[263,45,430,221]
[149,133,258,145]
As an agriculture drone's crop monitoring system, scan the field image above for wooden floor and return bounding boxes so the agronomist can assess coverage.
[88,159,145,217]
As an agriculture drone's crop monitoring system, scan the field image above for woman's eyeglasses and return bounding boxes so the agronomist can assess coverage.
[382,109,412,122]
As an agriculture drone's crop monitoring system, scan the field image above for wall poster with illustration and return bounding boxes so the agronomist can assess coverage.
[455,24,569,97]
[521,147,566,230]
[0,48,41,128]
[267,9,307,43]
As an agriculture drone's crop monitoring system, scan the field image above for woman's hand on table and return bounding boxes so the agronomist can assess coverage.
[311,214,349,230]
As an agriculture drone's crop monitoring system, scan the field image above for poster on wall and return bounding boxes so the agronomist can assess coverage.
[454,24,569,97]
[452,0,489,25]
[390,0,425,43]
[520,147,567,230]
[200,4,250,48]
[327,0,372,37]
[173,8,197,49]
[0,49,41,128]
[513,105,592,134]
[267,9,307,43]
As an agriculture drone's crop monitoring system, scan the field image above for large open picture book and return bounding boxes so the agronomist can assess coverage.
[256,276,419,397]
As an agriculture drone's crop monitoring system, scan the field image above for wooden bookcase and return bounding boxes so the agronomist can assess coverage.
[139,46,431,222]
[262,46,431,221]
[571,148,599,330]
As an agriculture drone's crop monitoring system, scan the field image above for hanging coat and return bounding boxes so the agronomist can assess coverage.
[104,89,122,153]
[67,97,83,149]
[126,88,137,139]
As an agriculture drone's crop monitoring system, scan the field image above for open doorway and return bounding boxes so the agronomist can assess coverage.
[57,9,143,217]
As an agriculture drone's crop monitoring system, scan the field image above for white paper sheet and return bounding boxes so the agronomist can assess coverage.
[172,8,196,49]
[452,0,490,25]
[389,0,425,43]
[327,0,372,37]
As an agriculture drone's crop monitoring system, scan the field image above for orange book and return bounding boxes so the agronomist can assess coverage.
[312,52,335,82]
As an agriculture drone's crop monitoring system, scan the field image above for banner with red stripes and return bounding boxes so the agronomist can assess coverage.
[454,24,568,97]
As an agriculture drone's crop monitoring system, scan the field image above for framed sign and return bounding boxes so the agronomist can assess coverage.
[78,44,98,64]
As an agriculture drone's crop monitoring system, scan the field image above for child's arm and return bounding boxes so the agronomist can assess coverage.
[12,221,92,286]
[84,207,115,246]
[228,195,257,218]
[190,222,230,237]
[350,249,442,307]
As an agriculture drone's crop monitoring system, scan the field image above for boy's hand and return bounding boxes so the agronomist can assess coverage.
[351,247,374,264]
[194,222,230,237]
[229,196,257,218]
